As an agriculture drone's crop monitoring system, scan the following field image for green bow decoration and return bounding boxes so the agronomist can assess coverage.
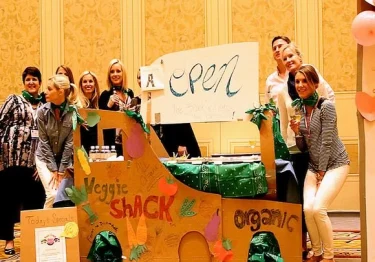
[245,102,277,129]
[67,105,86,130]
[124,110,150,134]
[65,185,98,224]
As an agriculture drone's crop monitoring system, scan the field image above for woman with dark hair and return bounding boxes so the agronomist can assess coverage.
[56,65,75,85]
[0,67,46,255]
[290,65,349,262]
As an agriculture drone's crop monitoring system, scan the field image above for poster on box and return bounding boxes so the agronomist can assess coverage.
[35,226,67,262]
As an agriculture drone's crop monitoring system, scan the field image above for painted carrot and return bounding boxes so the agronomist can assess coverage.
[126,217,138,248]
[136,213,147,245]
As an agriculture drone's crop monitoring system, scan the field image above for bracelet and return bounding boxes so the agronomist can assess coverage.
[295,134,303,138]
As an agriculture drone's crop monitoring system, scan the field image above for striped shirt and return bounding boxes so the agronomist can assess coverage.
[0,95,40,171]
[295,99,349,173]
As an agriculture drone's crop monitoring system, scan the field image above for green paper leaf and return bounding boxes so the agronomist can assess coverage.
[125,110,150,134]
[86,112,101,127]
[72,112,77,130]
[130,246,140,261]
[180,198,197,217]
[222,238,232,251]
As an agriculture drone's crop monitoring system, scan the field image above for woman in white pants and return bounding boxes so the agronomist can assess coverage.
[35,74,78,208]
[289,65,349,262]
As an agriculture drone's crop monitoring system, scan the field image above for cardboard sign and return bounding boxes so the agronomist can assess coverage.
[140,42,259,124]
[222,199,302,261]
[20,207,80,262]
[72,109,300,262]
[140,65,165,91]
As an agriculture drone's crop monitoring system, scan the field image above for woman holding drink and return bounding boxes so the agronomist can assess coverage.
[289,65,349,262]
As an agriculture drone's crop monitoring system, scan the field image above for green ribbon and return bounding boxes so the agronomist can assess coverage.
[124,110,150,134]
[291,91,319,110]
[22,90,43,105]
[67,104,86,130]
[65,185,98,224]
[245,102,278,129]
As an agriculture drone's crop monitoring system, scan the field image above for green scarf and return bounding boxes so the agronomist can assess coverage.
[67,104,86,130]
[51,100,67,113]
[22,90,43,105]
[51,101,85,130]
[291,91,319,110]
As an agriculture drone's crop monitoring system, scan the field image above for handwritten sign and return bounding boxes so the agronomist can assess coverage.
[140,42,259,124]
[221,199,302,261]
[20,207,80,262]
[140,64,165,91]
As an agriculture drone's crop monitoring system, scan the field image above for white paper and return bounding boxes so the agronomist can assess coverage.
[35,226,67,262]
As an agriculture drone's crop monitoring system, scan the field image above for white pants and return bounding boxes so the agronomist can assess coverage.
[303,164,349,259]
[35,156,57,209]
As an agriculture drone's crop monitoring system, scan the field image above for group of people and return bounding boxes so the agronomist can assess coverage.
[266,36,349,262]
[0,37,349,261]
[0,58,202,256]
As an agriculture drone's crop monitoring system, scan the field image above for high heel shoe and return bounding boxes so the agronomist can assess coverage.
[4,248,15,255]
[304,251,322,262]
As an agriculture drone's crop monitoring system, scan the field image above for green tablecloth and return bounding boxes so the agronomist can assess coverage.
[163,162,267,198]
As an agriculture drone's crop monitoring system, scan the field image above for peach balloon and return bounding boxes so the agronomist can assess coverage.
[365,0,375,6]
[351,11,375,46]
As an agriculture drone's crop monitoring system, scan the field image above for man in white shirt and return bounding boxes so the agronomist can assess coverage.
[265,36,291,104]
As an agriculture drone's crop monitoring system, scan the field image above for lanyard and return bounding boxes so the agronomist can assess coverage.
[304,108,315,138]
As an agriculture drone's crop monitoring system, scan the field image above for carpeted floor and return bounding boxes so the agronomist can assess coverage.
[0,215,362,261]
[307,230,361,259]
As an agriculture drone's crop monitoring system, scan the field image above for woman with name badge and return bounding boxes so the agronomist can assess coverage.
[35,74,80,209]
[0,67,46,256]
[289,65,349,262]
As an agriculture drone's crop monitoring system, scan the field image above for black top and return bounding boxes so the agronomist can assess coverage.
[153,123,201,158]
[287,73,299,101]
[98,89,134,155]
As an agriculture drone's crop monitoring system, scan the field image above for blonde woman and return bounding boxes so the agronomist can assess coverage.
[277,43,335,148]
[99,59,135,156]
[77,71,100,152]
[35,74,78,208]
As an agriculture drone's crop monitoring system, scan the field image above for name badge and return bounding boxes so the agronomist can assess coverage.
[31,129,39,139]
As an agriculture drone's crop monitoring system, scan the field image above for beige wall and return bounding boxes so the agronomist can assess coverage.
[0,0,359,210]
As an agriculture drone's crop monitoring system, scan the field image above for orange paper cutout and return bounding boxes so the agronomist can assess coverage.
[355,91,375,121]
[158,177,178,196]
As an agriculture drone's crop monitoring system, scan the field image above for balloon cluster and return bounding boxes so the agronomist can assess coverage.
[351,1,375,46]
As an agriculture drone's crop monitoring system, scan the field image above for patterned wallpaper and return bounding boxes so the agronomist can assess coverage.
[0,0,40,102]
[144,0,205,65]
[63,0,121,90]
[322,0,357,92]
[231,0,295,95]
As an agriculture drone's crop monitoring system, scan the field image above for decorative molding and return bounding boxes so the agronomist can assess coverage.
[121,0,144,95]
[294,0,323,72]
[205,0,218,46]
[197,139,214,157]
[205,0,231,46]
[218,0,231,45]
[40,0,63,87]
